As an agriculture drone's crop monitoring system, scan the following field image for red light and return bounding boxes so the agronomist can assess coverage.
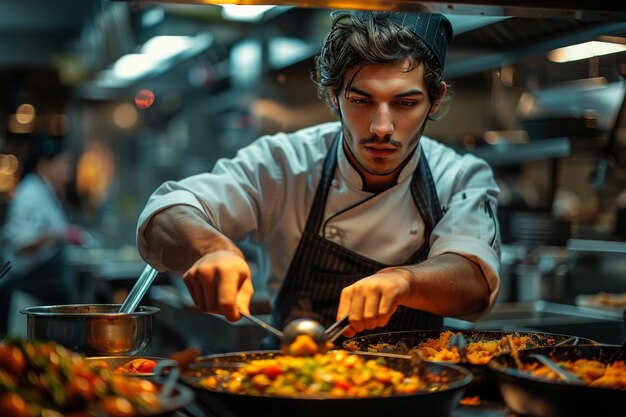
[135,89,155,109]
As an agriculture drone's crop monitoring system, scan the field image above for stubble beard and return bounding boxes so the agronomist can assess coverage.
[342,126,421,177]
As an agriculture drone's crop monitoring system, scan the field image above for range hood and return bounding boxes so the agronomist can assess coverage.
[118,0,626,20]
[104,0,626,85]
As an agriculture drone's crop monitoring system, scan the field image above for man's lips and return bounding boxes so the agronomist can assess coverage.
[364,146,396,158]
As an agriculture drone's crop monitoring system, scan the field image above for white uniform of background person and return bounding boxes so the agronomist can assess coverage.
[138,121,501,320]
[3,173,69,276]
[0,136,75,336]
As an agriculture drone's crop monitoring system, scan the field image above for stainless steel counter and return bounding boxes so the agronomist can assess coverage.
[445,300,625,344]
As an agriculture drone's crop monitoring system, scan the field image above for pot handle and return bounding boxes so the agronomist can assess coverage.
[153,359,181,400]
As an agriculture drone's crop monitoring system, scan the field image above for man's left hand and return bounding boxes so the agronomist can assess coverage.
[336,270,412,338]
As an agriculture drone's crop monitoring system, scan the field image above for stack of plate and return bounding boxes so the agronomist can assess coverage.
[509,211,571,246]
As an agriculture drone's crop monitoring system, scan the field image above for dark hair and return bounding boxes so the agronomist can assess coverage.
[21,136,66,178]
[313,12,448,118]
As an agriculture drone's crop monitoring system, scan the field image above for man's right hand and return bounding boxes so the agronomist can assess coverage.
[182,249,254,322]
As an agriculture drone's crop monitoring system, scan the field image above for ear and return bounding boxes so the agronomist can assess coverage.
[330,89,339,109]
[429,81,447,116]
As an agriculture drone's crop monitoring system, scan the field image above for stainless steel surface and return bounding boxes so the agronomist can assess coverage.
[119,264,160,313]
[568,238,626,254]
[21,304,160,356]
[526,353,584,385]
[445,301,626,344]
[282,318,326,348]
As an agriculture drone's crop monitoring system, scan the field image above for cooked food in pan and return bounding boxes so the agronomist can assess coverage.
[489,345,625,417]
[595,292,626,307]
[522,358,626,389]
[90,357,159,375]
[0,338,163,416]
[344,330,540,365]
[198,349,449,398]
[579,292,626,308]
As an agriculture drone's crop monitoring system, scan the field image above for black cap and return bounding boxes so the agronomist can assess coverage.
[331,10,453,70]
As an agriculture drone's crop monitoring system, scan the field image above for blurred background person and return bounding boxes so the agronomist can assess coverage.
[0,135,82,336]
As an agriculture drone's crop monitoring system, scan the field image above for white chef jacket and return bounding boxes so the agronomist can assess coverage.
[137,121,501,319]
[2,174,69,276]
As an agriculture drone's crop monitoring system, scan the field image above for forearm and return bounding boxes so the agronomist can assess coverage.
[381,253,490,318]
[143,205,243,272]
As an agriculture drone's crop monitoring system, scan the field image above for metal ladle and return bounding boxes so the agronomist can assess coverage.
[282,318,327,348]
[119,265,160,313]
[526,354,584,385]
[239,313,327,353]
[282,315,351,352]
[448,333,468,363]
[241,314,349,353]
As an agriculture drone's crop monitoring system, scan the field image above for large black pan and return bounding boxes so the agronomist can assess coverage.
[342,329,596,399]
[181,350,472,417]
[488,344,624,417]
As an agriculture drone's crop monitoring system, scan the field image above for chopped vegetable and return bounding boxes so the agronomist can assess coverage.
[198,349,443,398]
[0,338,163,416]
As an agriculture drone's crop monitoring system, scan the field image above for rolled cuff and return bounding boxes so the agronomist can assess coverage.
[136,190,209,271]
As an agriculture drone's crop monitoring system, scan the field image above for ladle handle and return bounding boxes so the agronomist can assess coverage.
[240,310,284,338]
[119,265,159,313]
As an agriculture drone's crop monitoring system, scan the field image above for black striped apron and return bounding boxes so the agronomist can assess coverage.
[263,134,443,348]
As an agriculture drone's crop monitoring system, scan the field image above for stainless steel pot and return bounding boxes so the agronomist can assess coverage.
[21,304,159,356]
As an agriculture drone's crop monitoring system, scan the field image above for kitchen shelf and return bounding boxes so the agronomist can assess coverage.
[461,137,571,167]
[445,300,625,344]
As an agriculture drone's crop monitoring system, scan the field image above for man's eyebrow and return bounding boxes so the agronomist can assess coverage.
[347,86,425,98]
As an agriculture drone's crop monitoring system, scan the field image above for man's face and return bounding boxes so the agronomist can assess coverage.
[335,60,443,189]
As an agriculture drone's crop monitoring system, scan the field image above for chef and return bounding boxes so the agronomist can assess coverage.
[137,9,501,346]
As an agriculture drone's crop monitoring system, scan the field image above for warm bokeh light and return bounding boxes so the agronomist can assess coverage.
[7,114,35,134]
[113,103,138,129]
[15,103,36,124]
[0,154,20,193]
[0,154,20,175]
[76,141,115,205]
[135,89,156,109]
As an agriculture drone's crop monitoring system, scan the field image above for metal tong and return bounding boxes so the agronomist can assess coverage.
[324,314,351,343]
[525,354,584,385]
[0,259,12,281]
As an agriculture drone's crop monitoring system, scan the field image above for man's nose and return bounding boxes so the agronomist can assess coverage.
[370,103,393,137]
